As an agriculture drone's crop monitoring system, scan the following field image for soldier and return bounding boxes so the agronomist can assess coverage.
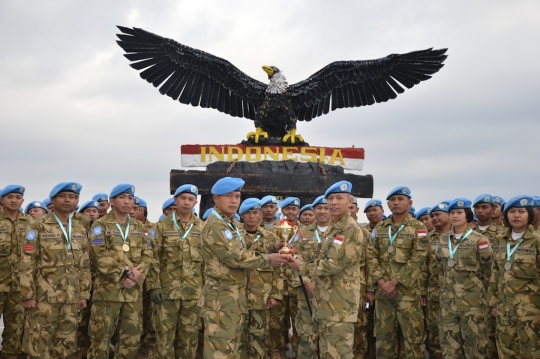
[349,196,360,221]
[87,184,153,359]
[436,198,492,358]
[20,182,91,359]
[80,200,100,221]
[130,197,141,218]
[198,177,287,358]
[147,184,204,358]
[299,204,315,226]
[492,196,505,227]
[531,196,540,230]
[202,208,213,221]
[92,193,110,218]
[260,195,280,230]
[415,207,434,232]
[162,197,177,216]
[487,195,540,358]
[289,180,365,359]
[25,200,48,220]
[42,197,53,213]
[239,198,282,359]
[0,185,32,359]
[363,199,384,233]
[367,186,427,359]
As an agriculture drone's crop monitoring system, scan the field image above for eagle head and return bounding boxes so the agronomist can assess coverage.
[262,65,280,79]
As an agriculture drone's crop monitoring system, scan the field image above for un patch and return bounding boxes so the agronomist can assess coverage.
[93,226,103,236]
[26,230,37,241]
[147,241,153,249]
[92,239,103,246]
[150,229,156,238]
[224,229,233,240]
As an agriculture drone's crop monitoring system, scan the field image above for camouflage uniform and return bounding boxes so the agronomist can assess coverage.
[487,226,540,358]
[0,210,32,358]
[198,208,272,359]
[353,224,370,358]
[139,219,158,355]
[436,229,492,358]
[20,212,91,359]
[300,212,365,359]
[362,223,377,359]
[367,215,428,359]
[424,230,443,359]
[87,212,153,359]
[147,213,204,359]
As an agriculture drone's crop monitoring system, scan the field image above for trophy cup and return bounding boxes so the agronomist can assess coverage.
[276,220,298,259]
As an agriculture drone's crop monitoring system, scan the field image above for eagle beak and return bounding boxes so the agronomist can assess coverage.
[262,66,274,77]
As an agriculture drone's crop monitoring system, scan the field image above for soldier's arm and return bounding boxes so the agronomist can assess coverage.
[20,223,39,301]
[89,223,125,283]
[395,225,428,288]
[314,226,362,276]
[367,226,383,289]
[139,227,153,278]
[486,253,499,308]
[477,235,493,289]
[419,233,432,296]
[79,227,91,300]
[146,223,163,290]
[426,238,439,299]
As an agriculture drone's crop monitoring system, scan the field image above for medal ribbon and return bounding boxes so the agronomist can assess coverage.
[212,210,244,247]
[173,212,194,241]
[115,217,131,245]
[506,238,524,263]
[53,212,72,250]
[314,229,321,243]
[253,233,262,242]
[388,224,405,247]
[448,228,473,260]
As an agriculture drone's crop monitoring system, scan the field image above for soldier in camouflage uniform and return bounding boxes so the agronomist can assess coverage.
[367,186,427,359]
[21,182,91,359]
[436,198,492,359]
[259,195,281,230]
[531,196,540,231]
[290,181,365,359]
[92,193,110,219]
[198,177,287,359]
[87,184,153,359]
[0,185,32,359]
[487,196,540,358]
[146,185,204,359]
[491,196,505,227]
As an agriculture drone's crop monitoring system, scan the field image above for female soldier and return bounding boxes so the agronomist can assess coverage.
[436,198,492,358]
[487,195,540,358]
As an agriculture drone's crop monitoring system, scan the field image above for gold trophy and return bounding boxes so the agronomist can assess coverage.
[276,220,298,259]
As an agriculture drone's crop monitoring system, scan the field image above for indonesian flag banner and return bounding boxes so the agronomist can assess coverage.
[180,145,365,170]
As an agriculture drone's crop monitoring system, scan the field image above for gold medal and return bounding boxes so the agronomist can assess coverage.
[447,259,455,268]
[504,262,512,271]
[122,244,130,252]
[387,245,394,253]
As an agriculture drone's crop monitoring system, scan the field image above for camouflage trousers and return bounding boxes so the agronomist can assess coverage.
[202,310,245,359]
[496,312,540,359]
[319,319,354,359]
[438,307,487,359]
[76,298,92,355]
[22,302,78,359]
[295,288,318,359]
[88,300,143,359]
[354,301,368,356]
[241,309,269,359]
[486,308,497,359]
[425,300,441,359]
[140,287,156,353]
[154,299,200,359]
[268,293,298,353]
[0,291,23,356]
[374,298,425,359]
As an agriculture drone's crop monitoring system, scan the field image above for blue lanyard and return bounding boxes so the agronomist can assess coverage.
[506,238,524,262]
[448,228,473,259]
[388,225,405,246]
[53,212,72,250]
[173,212,194,241]
[314,229,321,243]
[212,210,244,247]
[253,233,262,242]
[115,217,131,245]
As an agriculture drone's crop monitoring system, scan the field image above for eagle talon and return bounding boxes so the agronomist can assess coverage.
[283,129,304,144]
[246,127,269,144]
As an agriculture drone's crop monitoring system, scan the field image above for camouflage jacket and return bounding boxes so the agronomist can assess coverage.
[259,218,280,231]
[72,212,92,231]
[471,221,501,244]
[198,208,270,314]
[368,215,428,301]
[436,229,492,311]
[20,212,91,303]
[425,230,444,302]
[89,211,153,302]
[487,226,540,318]
[300,212,364,322]
[0,210,32,292]
[299,222,328,283]
[148,213,204,300]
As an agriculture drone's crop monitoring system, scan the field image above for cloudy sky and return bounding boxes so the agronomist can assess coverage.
[1,1,539,222]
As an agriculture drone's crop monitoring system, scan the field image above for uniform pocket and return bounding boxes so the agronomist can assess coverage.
[189,236,203,262]
[512,252,536,279]
[394,238,413,263]
[0,238,10,257]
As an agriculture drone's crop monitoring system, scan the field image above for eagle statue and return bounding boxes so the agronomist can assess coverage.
[116,26,447,145]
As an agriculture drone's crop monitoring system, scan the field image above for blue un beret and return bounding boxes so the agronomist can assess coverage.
[162,197,176,210]
[1,184,25,197]
[134,196,140,205]
[472,194,495,207]
[382,214,388,221]
[431,202,449,213]
[415,207,431,220]
[280,197,301,209]
[350,195,358,205]
[202,208,213,220]
[386,186,411,200]
[79,200,99,212]
[448,198,472,211]
[533,196,540,207]
[234,213,240,221]
[92,193,109,202]
[239,198,261,215]
[409,206,416,215]
[158,214,166,221]
[25,201,47,214]
[50,182,81,198]
[324,180,352,199]
[312,195,327,208]
[174,184,198,197]
[211,177,245,195]
[42,198,51,207]
[260,195,278,206]
[299,204,313,216]
[110,184,135,199]
[363,199,383,213]
[138,198,148,207]
[504,195,534,212]
[493,196,505,206]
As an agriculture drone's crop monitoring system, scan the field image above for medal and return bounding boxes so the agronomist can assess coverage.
[388,225,404,255]
[116,218,131,253]
[447,259,455,268]
[504,262,512,271]
[66,252,73,259]
[122,244,130,252]
[447,229,473,270]
[506,238,524,271]
[388,245,394,253]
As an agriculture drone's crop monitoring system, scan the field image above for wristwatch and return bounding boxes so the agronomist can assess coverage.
[124,266,130,276]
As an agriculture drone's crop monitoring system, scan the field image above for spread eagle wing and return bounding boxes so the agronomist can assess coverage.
[288,48,448,121]
[116,26,267,120]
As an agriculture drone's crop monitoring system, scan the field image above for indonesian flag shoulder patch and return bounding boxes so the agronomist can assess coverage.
[478,241,489,250]
[333,237,344,245]
[417,230,427,237]
[23,243,35,252]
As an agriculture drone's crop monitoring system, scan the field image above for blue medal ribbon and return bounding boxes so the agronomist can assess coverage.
[253,233,262,242]
[53,212,72,250]
[448,228,473,260]
[173,212,194,241]
[212,210,244,247]
[314,229,321,243]
[506,238,524,263]
[388,224,405,247]
[115,217,131,246]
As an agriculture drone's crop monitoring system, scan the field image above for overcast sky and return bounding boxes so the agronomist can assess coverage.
[1,1,539,222]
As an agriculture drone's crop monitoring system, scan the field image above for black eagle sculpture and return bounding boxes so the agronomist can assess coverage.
[116,26,447,145]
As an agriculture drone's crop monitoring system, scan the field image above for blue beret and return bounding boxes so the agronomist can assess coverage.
[409,206,416,215]
[25,201,47,214]
[92,193,109,202]
[431,202,449,213]
[79,200,99,212]
[448,198,472,211]
[350,195,358,205]
[50,182,81,198]
[312,195,327,207]
[138,198,148,207]
[382,214,388,221]
[174,184,198,197]
[324,180,352,199]
[493,196,505,205]
[158,214,166,221]
[202,208,213,220]
[473,215,478,222]
[440,200,452,206]
[211,177,244,195]
[415,207,431,219]
[110,184,135,199]
[504,195,534,211]
[162,197,176,210]
[134,196,140,205]
[1,184,25,197]
[260,195,278,206]
[275,213,281,219]
[239,198,261,215]
[386,186,411,200]
[363,199,383,213]
[299,204,313,215]
[533,196,540,207]
[280,197,301,209]
[472,194,494,207]
[42,198,51,207]
[234,213,240,221]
